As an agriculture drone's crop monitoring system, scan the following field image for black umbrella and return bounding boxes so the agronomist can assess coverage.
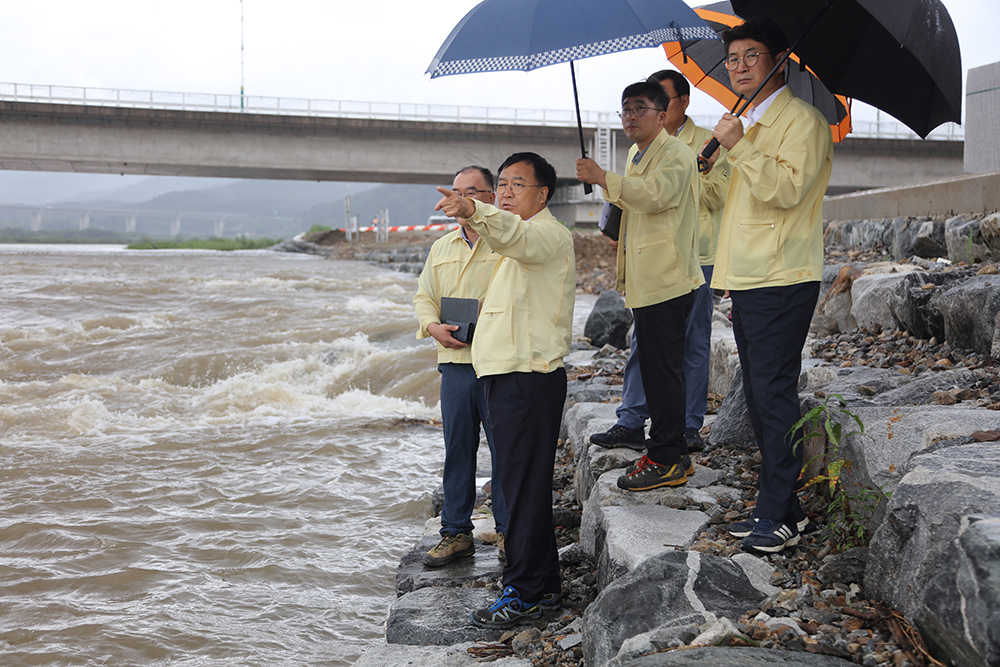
[664,1,852,141]
[700,0,961,162]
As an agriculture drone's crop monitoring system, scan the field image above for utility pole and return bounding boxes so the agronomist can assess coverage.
[240,0,245,111]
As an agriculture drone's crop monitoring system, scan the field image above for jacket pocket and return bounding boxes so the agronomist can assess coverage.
[730,216,779,278]
[631,234,683,297]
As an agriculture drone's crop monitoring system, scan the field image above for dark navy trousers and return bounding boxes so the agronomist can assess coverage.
[439,363,508,537]
[483,368,566,604]
[730,282,820,526]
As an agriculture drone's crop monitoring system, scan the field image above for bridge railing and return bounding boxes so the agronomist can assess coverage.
[0,82,963,140]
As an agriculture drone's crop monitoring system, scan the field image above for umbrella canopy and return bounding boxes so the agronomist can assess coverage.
[730,0,961,138]
[427,0,719,78]
[663,1,852,142]
[427,0,720,193]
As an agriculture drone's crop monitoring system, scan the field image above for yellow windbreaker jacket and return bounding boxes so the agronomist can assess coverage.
[604,128,702,309]
[413,228,500,364]
[711,88,833,290]
[464,201,575,377]
[678,119,731,266]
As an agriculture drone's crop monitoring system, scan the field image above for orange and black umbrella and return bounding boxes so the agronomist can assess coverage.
[663,0,852,142]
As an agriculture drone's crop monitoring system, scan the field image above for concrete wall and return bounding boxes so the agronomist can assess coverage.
[822,170,1000,220]
[964,62,1000,174]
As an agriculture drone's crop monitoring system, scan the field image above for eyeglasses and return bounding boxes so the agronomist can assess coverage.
[452,188,492,198]
[724,51,774,71]
[617,105,663,119]
[496,182,544,195]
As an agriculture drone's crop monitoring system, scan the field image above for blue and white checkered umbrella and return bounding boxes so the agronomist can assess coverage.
[427,0,720,191]
[427,0,718,78]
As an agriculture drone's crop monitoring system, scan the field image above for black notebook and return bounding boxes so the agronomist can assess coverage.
[600,203,622,242]
[440,297,480,343]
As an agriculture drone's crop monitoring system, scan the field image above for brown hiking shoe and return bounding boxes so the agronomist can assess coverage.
[422,532,474,567]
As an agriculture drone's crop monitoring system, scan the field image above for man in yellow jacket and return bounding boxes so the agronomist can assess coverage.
[413,166,508,568]
[709,18,833,554]
[434,152,575,630]
[589,71,730,454]
[576,80,702,491]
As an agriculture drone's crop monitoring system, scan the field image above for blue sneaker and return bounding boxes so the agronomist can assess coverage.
[470,586,541,629]
[741,518,800,553]
[729,513,810,539]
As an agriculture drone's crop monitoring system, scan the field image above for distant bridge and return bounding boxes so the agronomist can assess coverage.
[0,82,966,229]
[0,203,261,236]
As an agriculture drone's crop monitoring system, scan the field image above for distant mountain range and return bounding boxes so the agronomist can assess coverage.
[0,171,451,238]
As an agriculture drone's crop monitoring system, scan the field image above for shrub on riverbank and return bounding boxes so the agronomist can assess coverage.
[127,236,281,250]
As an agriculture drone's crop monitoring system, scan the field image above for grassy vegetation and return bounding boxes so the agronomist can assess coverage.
[307,224,333,233]
[126,236,281,250]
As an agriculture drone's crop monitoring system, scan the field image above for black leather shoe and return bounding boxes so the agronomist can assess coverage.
[685,428,706,452]
[590,424,645,450]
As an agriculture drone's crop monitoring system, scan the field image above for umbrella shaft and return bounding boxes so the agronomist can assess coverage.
[570,60,594,195]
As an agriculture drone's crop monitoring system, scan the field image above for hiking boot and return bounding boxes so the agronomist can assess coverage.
[617,455,688,491]
[728,512,810,538]
[470,586,541,629]
[422,532,474,567]
[741,519,800,554]
[590,424,645,450]
[685,428,706,452]
[625,453,693,476]
[539,590,563,609]
[497,532,506,565]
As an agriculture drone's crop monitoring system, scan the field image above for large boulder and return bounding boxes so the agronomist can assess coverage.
[580,468,731,589]
[355,641,531,667]
[839,219,887,249]
[979,212,1000,256]
[585,290,633,349]
[582,551,766,667]
[812,264,861,335]
[797,401,1000,516]
[396,534,503,595]
[385,587,504,645]
[886,269,976,340]
[616,646,856,667]
[866,442,1000,667]
[850,266,920,333]
[887,217,920,260]
[933,275,1000,356]
[707,367,756,449]
[912,219,948,259]
[945,215,991,264]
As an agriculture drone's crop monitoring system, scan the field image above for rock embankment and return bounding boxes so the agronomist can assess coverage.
[343,218,1000,667]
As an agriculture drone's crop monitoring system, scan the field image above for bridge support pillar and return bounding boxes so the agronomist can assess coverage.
[31,211,42,231]
[549,184,605,230]
[170,217,182,236]
[79,213,90,230]
[214,220,225,237]
[125,214,137,233]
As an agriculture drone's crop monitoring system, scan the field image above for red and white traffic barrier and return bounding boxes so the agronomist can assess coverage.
[338,223,459,232]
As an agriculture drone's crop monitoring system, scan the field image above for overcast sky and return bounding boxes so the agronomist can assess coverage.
[0,1,992,130]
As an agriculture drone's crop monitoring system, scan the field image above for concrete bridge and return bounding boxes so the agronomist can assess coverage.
[0,203,256,236]
[0,83,965,228]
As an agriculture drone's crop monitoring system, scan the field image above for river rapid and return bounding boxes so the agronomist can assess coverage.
[0,244,465,666]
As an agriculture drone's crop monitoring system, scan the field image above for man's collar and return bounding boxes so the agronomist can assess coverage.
[747,84,787,127]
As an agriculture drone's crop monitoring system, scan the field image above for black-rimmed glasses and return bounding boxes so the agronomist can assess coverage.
[617,105,663,119]
[724,51,774,71]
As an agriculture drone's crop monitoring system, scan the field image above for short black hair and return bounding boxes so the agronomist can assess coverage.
[454,165,494,191]
[497,152,557,203]
[721,17,788,55]
[621,80,670,112]
[648,69,690,98]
